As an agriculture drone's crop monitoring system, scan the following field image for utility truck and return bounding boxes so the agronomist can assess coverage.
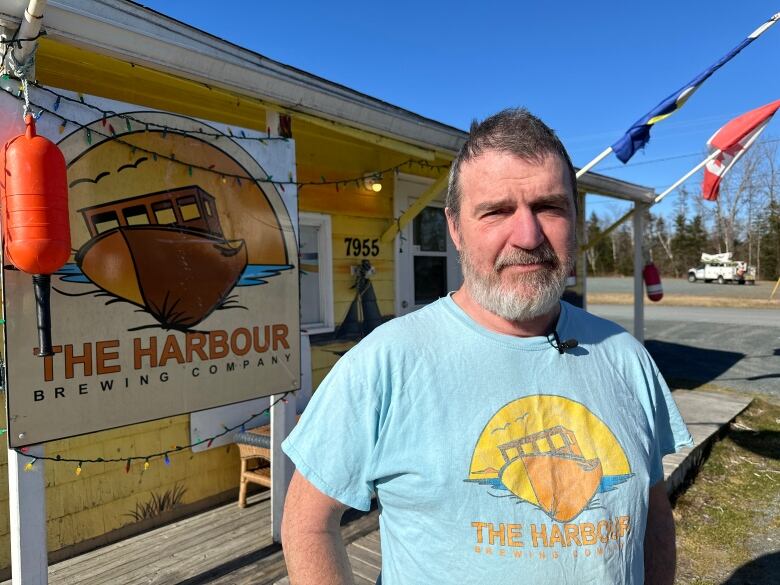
[688,253,756,284]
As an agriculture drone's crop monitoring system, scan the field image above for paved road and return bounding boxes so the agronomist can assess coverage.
[589,304,780,398]
[588,276,775,300]
[591,304,780,327]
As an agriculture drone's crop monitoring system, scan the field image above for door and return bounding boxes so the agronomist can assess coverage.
[394,173,462,315]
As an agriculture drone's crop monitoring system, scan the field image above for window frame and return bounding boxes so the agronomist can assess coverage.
[394,172,462,315]
[299,212,335,334]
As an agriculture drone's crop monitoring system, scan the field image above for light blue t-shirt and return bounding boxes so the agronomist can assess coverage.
[283,296,692,584]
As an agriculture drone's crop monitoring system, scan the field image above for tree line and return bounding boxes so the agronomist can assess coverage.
[585,138,780,281]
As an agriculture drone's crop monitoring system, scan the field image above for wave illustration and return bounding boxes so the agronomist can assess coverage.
[56,263,293,287]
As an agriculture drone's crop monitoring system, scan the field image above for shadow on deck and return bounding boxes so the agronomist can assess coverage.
[1,491,378,585]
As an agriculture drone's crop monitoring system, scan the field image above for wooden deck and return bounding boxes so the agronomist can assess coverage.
[0,491,378,585]
[273,531,381,585]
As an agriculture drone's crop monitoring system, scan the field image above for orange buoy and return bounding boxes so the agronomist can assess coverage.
[2,115,71,356]
[643,262,663,302]
[3,115,71,273]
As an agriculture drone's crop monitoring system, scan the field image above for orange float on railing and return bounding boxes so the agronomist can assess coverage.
[2,114,71,356]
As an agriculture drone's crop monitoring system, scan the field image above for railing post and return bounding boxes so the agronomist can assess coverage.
[9,444,48,584]
[633,203,646,344]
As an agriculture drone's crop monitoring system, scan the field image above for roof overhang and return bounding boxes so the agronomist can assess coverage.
[0,0,655,203]
[0,0,464,155]
[577,172,655,204]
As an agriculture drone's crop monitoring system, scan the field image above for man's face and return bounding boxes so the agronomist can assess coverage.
[447,150,575,323]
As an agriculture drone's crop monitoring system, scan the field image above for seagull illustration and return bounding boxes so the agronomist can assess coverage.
[69,171,110,188]
[117,157,149,173]
[491,422,511,434]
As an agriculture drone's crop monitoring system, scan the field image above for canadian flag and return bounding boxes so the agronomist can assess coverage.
[703,99,780,201]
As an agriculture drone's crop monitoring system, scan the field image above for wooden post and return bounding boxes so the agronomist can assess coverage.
[265,110,280,139]
[270,394,296,543]
[267,105,297,542]
[576,190,587,310]
[8,445,48,584]
[633,203,645,344]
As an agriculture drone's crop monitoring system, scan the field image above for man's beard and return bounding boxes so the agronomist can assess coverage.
[459,240,574,323]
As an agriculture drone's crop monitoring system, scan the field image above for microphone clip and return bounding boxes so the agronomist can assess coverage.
[551,331,578,355]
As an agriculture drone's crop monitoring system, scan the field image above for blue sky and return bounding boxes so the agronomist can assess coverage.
[138,1,780,219]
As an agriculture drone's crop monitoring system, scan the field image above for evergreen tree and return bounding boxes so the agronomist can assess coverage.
[613,225,634,275]
[759,201,780,280]
[585,211,615,275]
[667,213,707,275]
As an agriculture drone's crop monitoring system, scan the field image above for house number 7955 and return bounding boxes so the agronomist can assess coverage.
[344,238,379,257]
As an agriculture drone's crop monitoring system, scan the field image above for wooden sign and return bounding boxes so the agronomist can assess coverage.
[1,87,300,447]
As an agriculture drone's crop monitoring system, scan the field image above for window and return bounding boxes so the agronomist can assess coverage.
[152,201,177,225]
[123,205,150,226]
[413,206,446,252]
[178,196,201,221]
[299,212,334,334]
[394,173,462,316]
[92,211,119,234]
[411,206,449,305]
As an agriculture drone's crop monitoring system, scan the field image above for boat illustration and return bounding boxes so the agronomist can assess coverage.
[498,425,603,522]
[75,185,247,329]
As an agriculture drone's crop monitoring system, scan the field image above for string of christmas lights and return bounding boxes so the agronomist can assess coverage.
[12,390,297,474]
[0,30,47,46]
[29,80,292,143]
[0,81,450,192]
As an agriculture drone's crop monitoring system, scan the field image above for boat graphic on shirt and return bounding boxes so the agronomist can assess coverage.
[466,395,633,522]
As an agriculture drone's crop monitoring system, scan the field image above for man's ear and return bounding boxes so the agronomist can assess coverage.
[445,207,461,252]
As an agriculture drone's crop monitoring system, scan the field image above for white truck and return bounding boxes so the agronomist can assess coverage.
[688,253,756,285]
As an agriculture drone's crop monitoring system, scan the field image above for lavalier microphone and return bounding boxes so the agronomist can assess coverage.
[550,331,579,355]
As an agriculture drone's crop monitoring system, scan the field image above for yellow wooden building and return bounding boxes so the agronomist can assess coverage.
[0,0,655,577]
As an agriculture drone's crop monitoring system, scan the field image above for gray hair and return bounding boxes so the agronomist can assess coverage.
[446,108,577,225]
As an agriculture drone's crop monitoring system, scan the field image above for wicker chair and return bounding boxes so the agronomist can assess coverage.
[233,425,272,508]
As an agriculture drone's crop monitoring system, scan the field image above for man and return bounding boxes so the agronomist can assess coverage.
[282,108,692,585]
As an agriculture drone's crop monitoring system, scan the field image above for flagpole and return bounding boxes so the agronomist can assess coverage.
[576,146,613,179]
[653,149,723,204]
[575,12,780,182]
[749,13,780,38]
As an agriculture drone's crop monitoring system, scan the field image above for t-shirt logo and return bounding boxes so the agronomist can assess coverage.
[465,395,633,522]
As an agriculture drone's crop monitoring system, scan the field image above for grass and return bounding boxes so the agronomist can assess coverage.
[589,292,780,309]
[125,482,188,522]
[673,397,780,584]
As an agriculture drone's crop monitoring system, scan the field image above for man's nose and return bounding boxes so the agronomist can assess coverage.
[507,209,544,250]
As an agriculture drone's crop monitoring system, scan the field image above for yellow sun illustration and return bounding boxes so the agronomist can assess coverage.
[468,395,630,508]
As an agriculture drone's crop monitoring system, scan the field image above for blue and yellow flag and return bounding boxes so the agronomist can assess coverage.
[611,13,779,163]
